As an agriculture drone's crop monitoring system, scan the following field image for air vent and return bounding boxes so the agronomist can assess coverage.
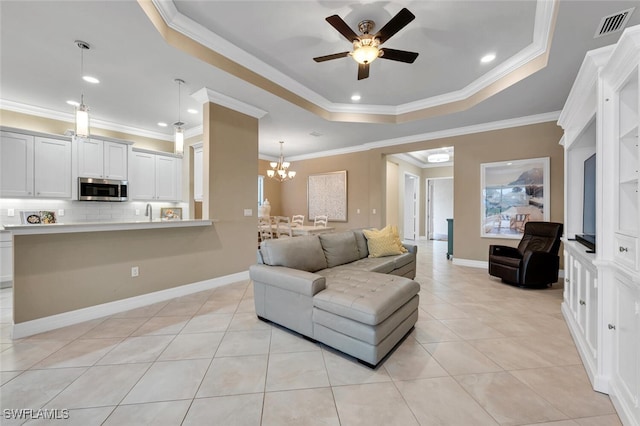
[594,7,635,38]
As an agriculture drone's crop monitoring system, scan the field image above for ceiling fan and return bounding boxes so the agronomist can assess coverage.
[313,8,419,80]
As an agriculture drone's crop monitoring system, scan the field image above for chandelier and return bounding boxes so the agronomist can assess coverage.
[267,141,296,181]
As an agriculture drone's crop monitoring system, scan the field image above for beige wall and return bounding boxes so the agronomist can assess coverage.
[385,161,399,228]
[0,109,173,152]
[11,105,260,323]
[278,122,563,262]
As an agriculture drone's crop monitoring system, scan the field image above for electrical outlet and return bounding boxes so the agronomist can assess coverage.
[243,209,253,217]
[58,209,65,217]
[7,209,14,217]
[131,266,139,277]
[372,208,377,214]
[135,209,140,216]
[356,209,360,214]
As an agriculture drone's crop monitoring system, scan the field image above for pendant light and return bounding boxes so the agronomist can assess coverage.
[173,78,185,155]
[74,40,91,138]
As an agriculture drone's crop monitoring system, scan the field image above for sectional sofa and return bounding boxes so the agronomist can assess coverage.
[249,230,419,367]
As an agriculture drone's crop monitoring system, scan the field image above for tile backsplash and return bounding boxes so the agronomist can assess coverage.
[0,199,189,227]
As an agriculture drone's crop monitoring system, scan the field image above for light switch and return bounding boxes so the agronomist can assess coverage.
[356,209,360,214]
[7,209,14,217]
[135,209,140,216]
[372,208,377,214]
[244,209,253,217]
[58,209,65,217]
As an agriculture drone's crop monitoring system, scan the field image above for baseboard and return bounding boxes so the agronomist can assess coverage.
[12,271,249,339]
[452,258,565,279]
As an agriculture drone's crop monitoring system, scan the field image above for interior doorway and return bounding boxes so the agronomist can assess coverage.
[403,173,419,240]
[427,177,454,240]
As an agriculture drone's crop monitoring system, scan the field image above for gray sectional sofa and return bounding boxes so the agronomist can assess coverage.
[249,229,419,367]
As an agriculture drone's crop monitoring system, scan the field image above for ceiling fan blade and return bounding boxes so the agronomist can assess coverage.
[358,63,370,80]
[313,52,350,62]
[326,15,359,42]
[374,8,415,44]
[379,48,419,63]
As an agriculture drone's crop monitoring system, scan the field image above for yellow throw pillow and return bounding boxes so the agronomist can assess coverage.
[389,225,408,253]
[363,228,404,258]
[363,225,408,255]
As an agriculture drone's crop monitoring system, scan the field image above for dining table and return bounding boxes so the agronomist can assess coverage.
[290,224,335,236]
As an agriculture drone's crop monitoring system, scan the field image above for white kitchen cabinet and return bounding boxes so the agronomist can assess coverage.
[608,272,640,424]
[0,131,71,199]
[34,137,72,198]
[1,131,34,197]
[193,144,203,201]
[130,149,182,201]
[78,138,128,180]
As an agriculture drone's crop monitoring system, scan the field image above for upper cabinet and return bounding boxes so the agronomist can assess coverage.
[130,149,182,201]
[1,131,71,199]
[78,138,128,180]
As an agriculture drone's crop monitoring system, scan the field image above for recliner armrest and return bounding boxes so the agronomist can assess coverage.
[489,245,521,258]
[521,251,560,284]
[249,264,326,297]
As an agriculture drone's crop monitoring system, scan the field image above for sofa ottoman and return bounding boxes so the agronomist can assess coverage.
[313,271,420,366]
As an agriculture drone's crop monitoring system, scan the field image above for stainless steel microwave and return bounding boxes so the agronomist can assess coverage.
[78,177,128,201]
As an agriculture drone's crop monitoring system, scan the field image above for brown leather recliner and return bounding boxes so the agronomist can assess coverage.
[488,221,563,288]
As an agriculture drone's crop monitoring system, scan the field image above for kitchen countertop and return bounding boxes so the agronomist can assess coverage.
[3,219,215,235]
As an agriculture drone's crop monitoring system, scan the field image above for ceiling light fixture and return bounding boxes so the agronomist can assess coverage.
[66,100,80,107]
[173,78,185,156]
[157,122,168,127]
[427,153,450,163]
[74,40,91,138]
[267,141,296,182]
[187,108,198,114]
[351,94,361,101]
[82,76,100,84]
[481,53,496,63]
[350,21,381,65]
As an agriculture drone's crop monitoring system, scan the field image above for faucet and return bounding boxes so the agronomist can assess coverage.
[145,203,152,222]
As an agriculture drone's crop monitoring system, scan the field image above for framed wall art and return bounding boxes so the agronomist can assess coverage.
[308,170,347,222]
[481,157,550,238]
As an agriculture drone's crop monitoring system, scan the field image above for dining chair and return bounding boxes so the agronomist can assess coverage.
[291,214,305,227]
[258,216,274,242]
[275,216,293,238]
[313,215,328,227]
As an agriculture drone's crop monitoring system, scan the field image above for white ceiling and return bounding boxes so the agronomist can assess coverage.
[1,1,638,160]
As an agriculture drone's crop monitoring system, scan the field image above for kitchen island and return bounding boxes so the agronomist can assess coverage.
[5,217,255,339]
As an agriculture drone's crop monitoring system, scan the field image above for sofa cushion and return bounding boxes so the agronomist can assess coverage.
[318,256,397,275]
[363,229,404,258]
[313,271,420,325]
[260,236,328,272]
[393,252,415,270]
[352,229,369,259]
[318,231,361,268]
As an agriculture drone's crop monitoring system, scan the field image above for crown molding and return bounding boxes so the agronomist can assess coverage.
[148,0,557,119]
[0,99,174,141]
[191,87,268,119]
[287,111,561,161]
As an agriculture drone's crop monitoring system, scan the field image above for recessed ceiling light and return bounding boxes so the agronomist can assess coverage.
[82,75,100,84]
[480,53,496,63]
[157,122,168,127]
[507,162,513,165]
[427,153,450,163]
[187,109,198,114]
[66,100,80,107]
[351,94,361,101]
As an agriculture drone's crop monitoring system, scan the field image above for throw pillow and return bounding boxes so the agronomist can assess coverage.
[363,228,404,257]
[363,225,408,254]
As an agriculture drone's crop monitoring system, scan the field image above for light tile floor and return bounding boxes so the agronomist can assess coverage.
[0,241,622,425]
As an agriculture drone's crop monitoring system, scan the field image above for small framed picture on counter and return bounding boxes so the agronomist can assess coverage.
[160,207,182,220]
[20,210,57,225]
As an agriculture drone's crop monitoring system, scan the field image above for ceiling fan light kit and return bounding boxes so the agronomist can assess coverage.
[314,8,419,80]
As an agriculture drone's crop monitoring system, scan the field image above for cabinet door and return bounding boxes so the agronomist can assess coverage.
[34,137,71,198]
[103,141,128,180]
[130,152,156,200]
[584,266,598,359]
[610,276,639,415]
[194,147,203,201]
[78,138,104,178]
[0,131,34,197]
[155,155,178,201]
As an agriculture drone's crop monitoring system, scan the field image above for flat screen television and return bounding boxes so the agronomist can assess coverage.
[576,153,596,252]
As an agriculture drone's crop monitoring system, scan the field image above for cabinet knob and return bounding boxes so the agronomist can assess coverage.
[619,246,628,253]
[565,278,570,283]
[608,324,616,330]
[579,300,586,306]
